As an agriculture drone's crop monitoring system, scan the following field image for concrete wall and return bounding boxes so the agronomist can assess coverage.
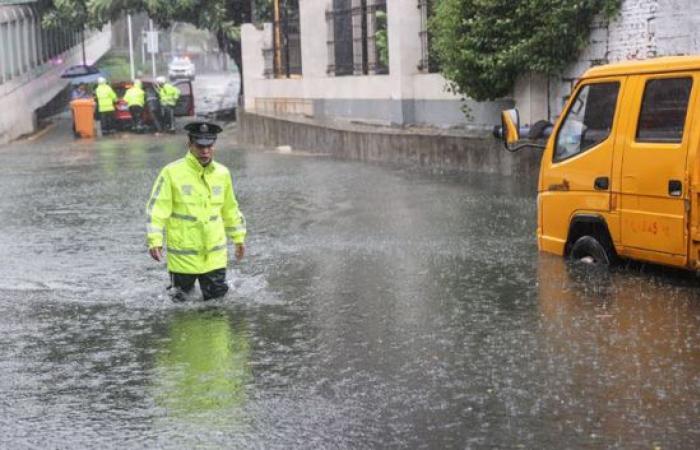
[0,27,111,145]
[238,111,542,183]
[241,0,510,131]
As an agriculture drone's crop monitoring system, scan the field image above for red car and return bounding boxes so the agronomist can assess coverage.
[112,79,194,130]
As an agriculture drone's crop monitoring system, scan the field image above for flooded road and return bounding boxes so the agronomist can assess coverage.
[0,123,698,448]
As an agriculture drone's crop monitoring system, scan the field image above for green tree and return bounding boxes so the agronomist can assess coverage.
[430,0,622,102]
[39,1,273,96]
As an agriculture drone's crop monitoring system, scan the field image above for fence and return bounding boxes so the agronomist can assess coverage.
[272,0,302,78]
[326,0,388,76]
[0,4,83,86]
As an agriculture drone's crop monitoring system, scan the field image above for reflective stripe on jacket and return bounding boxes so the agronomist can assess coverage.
[124,85,145,107]
[159,83,181,107]
[146,152,246,274]
[95,84,117,112]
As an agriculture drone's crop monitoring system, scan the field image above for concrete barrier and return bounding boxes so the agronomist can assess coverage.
[238,111,544,181]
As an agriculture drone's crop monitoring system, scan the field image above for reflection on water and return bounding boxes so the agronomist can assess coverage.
[537,254,700,449]
[153,308,251,419]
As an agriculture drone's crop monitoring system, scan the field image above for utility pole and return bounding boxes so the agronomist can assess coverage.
[149,19,157,78]
[141,30,146,66]
[127,14,135,80]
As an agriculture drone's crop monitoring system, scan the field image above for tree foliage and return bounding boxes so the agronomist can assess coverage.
[38,1,273,75]
[430,0,622,102]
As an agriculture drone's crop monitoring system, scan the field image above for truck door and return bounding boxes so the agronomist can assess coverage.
[539,79,623,254]
[173,81,194,116]
[619,75,695,261]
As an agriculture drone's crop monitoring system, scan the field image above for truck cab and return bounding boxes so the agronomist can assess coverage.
[500,56,700,270]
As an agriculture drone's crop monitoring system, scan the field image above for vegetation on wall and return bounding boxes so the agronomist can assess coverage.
[430,0,622,102]
[375,10,389,69]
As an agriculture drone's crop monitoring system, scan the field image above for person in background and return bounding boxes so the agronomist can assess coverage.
[146,121,246,302]
[123,79,145,132]
[156,76,181,132]
[145,84,163,134]
[94,77,118,135]
[71,83,91,100]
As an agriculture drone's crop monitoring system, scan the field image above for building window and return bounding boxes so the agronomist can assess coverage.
[272,0,302,77]
[263,44,274,78]
[326,0,388,76]
[417,0,439,73]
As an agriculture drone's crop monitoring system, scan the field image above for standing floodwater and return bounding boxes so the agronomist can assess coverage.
[0,123,698,448]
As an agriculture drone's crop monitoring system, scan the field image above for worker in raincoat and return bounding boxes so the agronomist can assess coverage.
[123,79,145,132]
[146,121,246,302]
[155,76,181,132]
[94,77,117,134]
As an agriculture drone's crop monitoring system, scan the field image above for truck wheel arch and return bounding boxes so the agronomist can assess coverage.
[564,214,617,263]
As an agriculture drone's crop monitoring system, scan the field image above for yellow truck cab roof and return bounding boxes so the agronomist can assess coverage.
[582,55,700,79]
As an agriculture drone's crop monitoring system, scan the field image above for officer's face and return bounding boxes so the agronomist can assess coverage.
[189,142,215,166]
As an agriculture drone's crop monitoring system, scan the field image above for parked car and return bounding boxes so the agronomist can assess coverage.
[61,64,106,84]
[112,79,195,131]
[168,56,196,80]
[497,55,700,272]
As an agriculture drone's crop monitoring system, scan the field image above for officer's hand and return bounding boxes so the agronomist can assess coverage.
[149,246,163,262]
[235,243,245,262]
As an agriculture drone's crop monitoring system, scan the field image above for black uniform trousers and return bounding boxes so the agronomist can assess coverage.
[161,105,175,131]
[100,111,115,134]
[129,105,144,131]
[169,268,229,301]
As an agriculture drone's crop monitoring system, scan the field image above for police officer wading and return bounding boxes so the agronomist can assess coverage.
[146,122,246,302]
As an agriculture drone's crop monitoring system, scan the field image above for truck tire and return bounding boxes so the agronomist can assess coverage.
[569,235,613,266]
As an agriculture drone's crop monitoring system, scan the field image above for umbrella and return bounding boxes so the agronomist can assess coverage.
[61,64,105,84]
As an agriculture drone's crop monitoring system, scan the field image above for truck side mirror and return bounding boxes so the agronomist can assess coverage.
[494,108,547,152]
[501,109,520,145]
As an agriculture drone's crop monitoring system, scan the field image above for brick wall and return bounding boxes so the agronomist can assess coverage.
[546,0,699,121]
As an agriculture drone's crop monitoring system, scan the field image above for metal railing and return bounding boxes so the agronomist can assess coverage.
[326,0,388,77]
[417,0,439,73]
[272,0,302,78]
[1,3,83,86]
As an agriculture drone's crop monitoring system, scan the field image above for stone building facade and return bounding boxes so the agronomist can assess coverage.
[241,0,511,134]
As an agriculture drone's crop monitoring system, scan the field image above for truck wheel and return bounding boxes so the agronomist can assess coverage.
[569,235,612,266]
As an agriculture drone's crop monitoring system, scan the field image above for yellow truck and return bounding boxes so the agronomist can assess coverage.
[499,56,700,270]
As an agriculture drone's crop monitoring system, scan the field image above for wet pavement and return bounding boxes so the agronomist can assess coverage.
[192,72,240,116]
[0,121,698,449]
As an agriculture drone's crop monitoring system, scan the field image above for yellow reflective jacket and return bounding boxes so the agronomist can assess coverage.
[158,83,181,107]
[124,84,145,107]
[95,83,117,112]
[146,152,246,274]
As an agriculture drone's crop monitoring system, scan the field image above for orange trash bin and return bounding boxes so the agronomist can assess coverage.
[70,98,96,138]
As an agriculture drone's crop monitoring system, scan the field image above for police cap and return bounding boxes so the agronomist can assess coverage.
[185,121,223,147]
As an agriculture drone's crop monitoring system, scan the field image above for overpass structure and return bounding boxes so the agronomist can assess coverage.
[0,0,112,144]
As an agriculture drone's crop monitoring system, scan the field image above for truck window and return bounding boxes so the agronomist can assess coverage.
[554,82,619,162]
[636,77,692,143]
